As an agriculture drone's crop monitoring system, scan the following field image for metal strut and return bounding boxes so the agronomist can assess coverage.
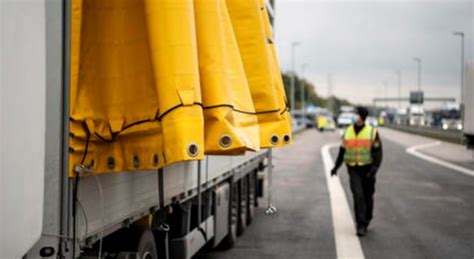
[265,149,277,215]
[196,160,207,240]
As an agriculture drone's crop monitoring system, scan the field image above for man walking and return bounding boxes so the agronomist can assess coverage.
[331,106,383,237]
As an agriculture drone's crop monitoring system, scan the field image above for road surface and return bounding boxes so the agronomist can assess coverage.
[196,128,474,259]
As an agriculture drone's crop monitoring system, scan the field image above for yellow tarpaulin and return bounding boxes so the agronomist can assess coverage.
[69,0,204,176]
[226,0,292,148]
[194,0,260,155]
[262,0,293,146]
[69,0,291,176]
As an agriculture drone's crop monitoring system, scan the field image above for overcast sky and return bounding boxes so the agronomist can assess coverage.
[274,0,473,107]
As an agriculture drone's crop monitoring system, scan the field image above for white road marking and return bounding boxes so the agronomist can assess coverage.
[321,143,365,259]
[406,142,474,177]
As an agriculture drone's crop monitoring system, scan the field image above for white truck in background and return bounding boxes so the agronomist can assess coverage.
[1,1,275,259]
[408,105,425,126]
[464,62,474,148]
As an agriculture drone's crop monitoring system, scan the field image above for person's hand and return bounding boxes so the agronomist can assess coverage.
[366,167,377,178]
[331,167,338,177]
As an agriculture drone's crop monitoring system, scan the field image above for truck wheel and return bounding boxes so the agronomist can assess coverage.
[237,178,248,236]
[220,182,238,249]
[137,229,158,259]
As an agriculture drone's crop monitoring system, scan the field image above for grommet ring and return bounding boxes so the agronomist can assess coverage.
[270,135,279,145]
[187,143,199,158]
[133,155,140,168]
[152,154,159,167]
[89,159,95,169]
[283,134,291,144]
[107,157,115,170]
[219,134,232,148]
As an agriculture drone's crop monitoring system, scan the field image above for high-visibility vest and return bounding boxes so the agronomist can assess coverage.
[343,124,376,166]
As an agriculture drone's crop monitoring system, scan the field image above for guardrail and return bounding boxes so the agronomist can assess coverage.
[386,123,466,145]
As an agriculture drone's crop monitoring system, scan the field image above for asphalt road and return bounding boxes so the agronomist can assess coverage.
[196,128,474,259]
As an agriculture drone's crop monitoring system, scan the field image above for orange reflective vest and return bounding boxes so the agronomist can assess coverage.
[343,124,376,166]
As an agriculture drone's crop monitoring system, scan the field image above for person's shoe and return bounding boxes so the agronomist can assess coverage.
[356,225,367,237]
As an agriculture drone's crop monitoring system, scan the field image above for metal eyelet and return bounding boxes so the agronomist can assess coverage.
[283,134,291,143]
[152,154,159,167]
[270,135,279,145]
[107,157,115,170]
[187,143,199,158]
[219,134,232,148]
[133,155,140,168]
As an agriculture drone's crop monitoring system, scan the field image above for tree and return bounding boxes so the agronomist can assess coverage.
[281,72,351,114]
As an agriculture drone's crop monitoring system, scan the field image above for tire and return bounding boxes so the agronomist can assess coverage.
[220,182,238,249]
[237,178,248,236]
[137,229,158,259]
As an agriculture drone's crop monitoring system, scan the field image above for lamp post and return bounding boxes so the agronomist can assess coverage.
[453,31,465,122]
[327,73,333,113]
[395,70,402,108]
[301,63,308,124]
[290,42,301,111]
[413,57,422,92]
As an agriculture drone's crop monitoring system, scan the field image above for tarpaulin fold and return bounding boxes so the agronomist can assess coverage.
[194,0,260,155]
[226,0,292,148]
[69,0,203,176]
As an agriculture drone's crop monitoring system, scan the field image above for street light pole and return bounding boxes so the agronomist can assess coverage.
[413,57,422,92]
[327,73,333,113]
[383,80,388,108]
[395,70,402,108]
[290,42,301,111]
[301,64,308,124]
[453,31,465,121]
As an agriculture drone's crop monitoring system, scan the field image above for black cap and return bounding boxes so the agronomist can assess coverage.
[356,106,369,121]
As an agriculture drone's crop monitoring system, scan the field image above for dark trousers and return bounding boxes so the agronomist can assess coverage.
[347,165,376,227]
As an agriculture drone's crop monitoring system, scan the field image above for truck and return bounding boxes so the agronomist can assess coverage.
[408,105,425,126]
[464,62,474,148]
[1,1,288,258]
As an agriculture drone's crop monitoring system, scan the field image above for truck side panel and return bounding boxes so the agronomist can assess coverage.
[76,152,263,244]
[0,1,47,258]
[464,63,474,137]
[77,171,160,241]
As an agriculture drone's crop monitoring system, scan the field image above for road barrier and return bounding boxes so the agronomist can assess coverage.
[386,124,466,145]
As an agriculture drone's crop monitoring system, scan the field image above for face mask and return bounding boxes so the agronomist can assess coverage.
[353,115,361,123]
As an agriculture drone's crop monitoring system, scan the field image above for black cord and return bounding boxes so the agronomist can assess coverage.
[72,126,90,259]
[78,102,287,144]
[71,101,292,160]
[80,127,91,164]
[72,171,80,259]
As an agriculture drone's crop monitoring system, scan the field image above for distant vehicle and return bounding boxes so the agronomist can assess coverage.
[292,109,312,128]
[340,105,355,113]
[464,62,474,148]
[408,105,425,126]
[395,108,409,125]
[293,108,333,128]
[441,118,463,131]
[337,112,357,128]
[317,115,336,131]
[384,108,397,123]
[378,116,385,126]
[366,116,378,127]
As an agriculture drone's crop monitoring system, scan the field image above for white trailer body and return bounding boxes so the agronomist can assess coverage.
[464,62,474,147]
[1,1,47,258]
[1,1,273,258]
